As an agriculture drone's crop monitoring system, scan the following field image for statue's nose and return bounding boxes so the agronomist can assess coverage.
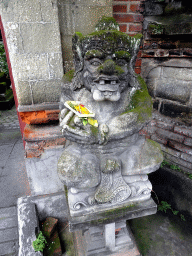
[100,59,116,75]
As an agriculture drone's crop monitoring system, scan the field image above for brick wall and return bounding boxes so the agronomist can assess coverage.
[113,0,144,74]
[140,112,192,174]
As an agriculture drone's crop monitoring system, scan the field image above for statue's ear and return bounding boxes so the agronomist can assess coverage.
[72,33,84,73]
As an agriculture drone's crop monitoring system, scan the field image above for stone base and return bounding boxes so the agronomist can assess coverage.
[73,221,141,256]
[69,198,157,232]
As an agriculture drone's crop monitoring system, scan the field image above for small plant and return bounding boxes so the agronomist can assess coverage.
[188,174,192,179]
[32,231,47,252]
[160,160,169,168]
[0,43,9,77]
[170,164,181,172]
[158,201,171,213]
[180,214,186,221]
[158,201,186,221]
[172,210,179,215]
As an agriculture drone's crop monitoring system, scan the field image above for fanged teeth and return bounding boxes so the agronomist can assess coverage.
[99,80,117,85]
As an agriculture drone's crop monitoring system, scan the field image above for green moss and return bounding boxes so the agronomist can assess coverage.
[85,49,104,59]
[122,75,152,123]
[97,59,125,75]
[114,50,131,60]
[45,235,61,256]
[95,16,119,31]
[133,33,143,40]
[90,125,98,137]
[147,139,162,151]
[164,4,185,15]
[148,24,164,35]
[63,70,75,83]
[104,203,135,217]
[61,226,75,256]
[129,214,163,255]
[74,32,83,39]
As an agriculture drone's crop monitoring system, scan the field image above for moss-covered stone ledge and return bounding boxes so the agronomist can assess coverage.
[69,199,157,232]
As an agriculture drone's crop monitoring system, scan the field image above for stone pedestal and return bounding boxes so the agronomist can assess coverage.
[70,199,156,256]
[73,221,141,256]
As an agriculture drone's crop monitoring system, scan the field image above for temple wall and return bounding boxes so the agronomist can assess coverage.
[112,0,192,174]
[58,0,113,72]
[0,0,64,110]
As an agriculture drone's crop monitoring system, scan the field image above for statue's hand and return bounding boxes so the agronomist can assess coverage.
[59,108,98,144]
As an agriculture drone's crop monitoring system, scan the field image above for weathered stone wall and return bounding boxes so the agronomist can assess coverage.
[0,0,64,110]
[58,0,113,72]
[140,111,192,174]
[141,58,192,115]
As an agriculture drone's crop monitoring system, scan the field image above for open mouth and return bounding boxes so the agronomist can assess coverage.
[93,76,120,92]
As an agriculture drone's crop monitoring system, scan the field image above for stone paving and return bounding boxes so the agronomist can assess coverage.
[0,105,20,131]
[0,105,30,255]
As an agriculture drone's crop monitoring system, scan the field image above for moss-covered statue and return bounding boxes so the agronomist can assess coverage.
[57,17,163,216]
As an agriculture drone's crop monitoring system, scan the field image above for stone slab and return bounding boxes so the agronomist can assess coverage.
[0,227,18,243]
[18,103,59,112]
[0,215,18,229]
[17,192,68,222]
[25,147,64,196]
[69,199,157,232]
[17,201,42,256]
[0,206,17,218]
[0,240,19,255]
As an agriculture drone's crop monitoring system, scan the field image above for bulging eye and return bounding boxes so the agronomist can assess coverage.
[116,59,127,66]
[90,59,102,66]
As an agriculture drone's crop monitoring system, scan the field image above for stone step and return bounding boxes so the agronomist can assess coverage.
[0,227,18,243]
[0,207,19,255]
[0,207,17,219]
[0,241,19,255]
[0,215,18,230]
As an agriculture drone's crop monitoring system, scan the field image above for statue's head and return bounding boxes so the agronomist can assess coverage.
[72,17,142,102]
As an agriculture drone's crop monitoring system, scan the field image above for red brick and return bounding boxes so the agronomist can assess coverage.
[156,128,185,143]
[137,50,142,58]
[135,58,142,67]
[130,4,140,12]
[42,217,58,239]
[113,5,127,13]
[135,67,141,74]
[174,126,192,138]
[129,24,142,33]
[113,14,143,23]
[119,24,127,32]
[156,121,174,131]
[169,141,192,155]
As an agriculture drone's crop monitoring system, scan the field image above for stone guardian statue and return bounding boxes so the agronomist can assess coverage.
[57,17,163,218]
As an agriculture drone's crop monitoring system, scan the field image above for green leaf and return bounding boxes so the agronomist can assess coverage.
[158,201,171,213]
[32,231,47,252]
[82,119,88,126]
